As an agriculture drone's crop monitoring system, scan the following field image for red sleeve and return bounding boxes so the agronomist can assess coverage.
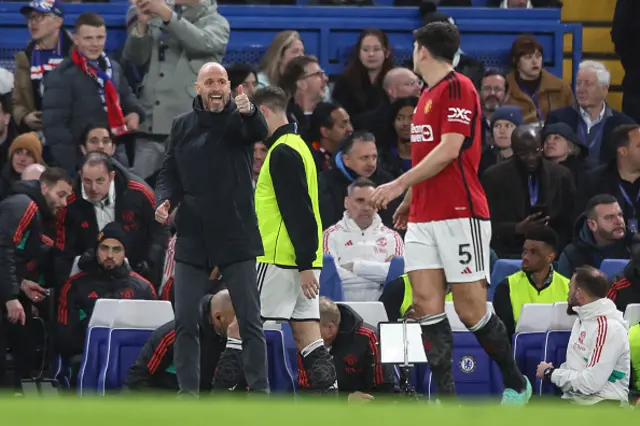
[440,74,478,138]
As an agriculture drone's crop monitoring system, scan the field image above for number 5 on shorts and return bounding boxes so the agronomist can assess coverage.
[458,243,471,265]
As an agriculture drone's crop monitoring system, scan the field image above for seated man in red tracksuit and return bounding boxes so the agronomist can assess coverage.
[56,222,157,359]
[124,290,245,392]
[318,297,396,400]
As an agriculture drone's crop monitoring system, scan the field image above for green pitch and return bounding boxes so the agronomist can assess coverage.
[0,396,636,425]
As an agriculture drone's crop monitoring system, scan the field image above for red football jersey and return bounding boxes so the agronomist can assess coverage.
[409,71,490,223]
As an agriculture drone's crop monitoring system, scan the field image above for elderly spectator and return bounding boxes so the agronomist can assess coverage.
[13,0,72,133]
[123,0,229,181]
[351,67,422,149]
[332,29,395,117]
[0,133,44,201]
[546,61,635,165]
[482,125,575,258]
[42,13,144,175]
[541,122,588,182]
[505,35,574,124]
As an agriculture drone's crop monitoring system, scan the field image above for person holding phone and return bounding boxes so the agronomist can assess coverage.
[482,125,576,258]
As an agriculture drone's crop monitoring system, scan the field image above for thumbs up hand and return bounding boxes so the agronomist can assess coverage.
[235,85,253,116]
[155,200,171,224]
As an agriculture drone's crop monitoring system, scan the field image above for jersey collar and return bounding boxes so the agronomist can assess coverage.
[264,122,297,148]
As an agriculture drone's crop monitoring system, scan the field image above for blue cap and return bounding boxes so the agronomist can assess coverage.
[491,105,524,128]
[21,0,64,18]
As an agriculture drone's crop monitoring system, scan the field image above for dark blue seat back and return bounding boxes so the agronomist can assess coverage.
[320,254,344,302]
[385,256,405,285]
[99,329,153,394]
[78,327,110,395]
[600,259,629,278]
[264,329,297,393]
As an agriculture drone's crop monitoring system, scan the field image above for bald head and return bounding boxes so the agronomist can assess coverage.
[195,62,231,113]
[210,289,234,318]
[21,163,46,181]
[512,125,542,172]
[383,68,422,100]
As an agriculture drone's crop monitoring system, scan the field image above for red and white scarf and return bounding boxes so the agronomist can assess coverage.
[71,49,128,136]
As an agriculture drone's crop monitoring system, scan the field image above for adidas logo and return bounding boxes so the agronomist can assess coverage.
[344,240,353,246]
[461,266,472,275]
[87,291,99,299]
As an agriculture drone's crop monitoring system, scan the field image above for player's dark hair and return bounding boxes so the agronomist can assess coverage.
[573,266,608,299]
[253,86,289,114]
[75,12,105,32]
[40,167,73,187]
[309,102,342,142]
[612,124,640,149]
[585,194,619,219]
[82,151,115,173]
[347,177,376,195]
[341,131,376,155]
[413,22,460,64]
[279,55,319,97]
[524,225,559,254]
[80,122,113,146]
[226,63,258,91]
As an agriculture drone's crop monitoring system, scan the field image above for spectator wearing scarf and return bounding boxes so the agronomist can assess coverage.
[13,0,73,132]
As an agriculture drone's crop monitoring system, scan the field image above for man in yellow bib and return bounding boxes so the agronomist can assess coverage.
[493,225,570,338]
[253,86,337,393]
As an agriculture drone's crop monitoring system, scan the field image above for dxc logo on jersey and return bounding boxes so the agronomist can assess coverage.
[447,107,472,124]
[410,123,434,143]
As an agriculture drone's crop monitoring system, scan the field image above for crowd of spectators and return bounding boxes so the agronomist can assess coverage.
[0,0,638,404]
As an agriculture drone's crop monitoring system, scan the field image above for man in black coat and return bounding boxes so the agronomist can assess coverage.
[482,125,576,258]
[154,62,268,396]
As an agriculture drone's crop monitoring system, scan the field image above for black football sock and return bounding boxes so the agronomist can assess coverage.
[418,313,456,397]
[469,312,526,393]
[298,339,337,393]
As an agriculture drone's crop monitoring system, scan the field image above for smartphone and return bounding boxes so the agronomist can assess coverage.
[530,204,548,217]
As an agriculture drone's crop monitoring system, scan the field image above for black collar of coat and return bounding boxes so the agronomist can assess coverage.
[263,123,297,149]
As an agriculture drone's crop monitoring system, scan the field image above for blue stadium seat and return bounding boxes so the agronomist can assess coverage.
[277,323,299,388]
[320,254,344,302]
[599,259,629,278]
[624,304,640,327]
[51,355,70,389]
[489,259,521,300]
[77,299,121,395]
[512,303,553,391]
[98,300,174,394]
[425,302,503,398]
[385,256,405,285]
[264,329,297,393]
[540,302,575,396]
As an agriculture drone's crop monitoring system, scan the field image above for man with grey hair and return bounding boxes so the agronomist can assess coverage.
[546,60,635,164]
[352,67,423,147]
[122,0,230,180]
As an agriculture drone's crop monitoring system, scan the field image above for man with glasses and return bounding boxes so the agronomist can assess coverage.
[482,125,576,258]
[13,0,72,133]
[279,55,329,143]
[479,70,508,145]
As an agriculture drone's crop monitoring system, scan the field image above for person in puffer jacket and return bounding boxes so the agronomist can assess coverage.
[537,266,630,406]
[322,178,403,301]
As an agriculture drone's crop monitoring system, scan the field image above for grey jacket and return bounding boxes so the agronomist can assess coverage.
[42,56,144,174]
[122,0,230,136]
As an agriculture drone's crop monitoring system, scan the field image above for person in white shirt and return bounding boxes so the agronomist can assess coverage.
[537,265,631,406]
[323,178,403,301]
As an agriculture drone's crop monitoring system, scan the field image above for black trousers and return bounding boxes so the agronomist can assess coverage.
[0,298,37,389]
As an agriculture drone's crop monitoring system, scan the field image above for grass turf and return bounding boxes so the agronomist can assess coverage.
[0,396,636,425]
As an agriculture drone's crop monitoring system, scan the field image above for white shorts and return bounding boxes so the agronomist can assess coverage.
[404,218,492,284]
[257,262,320,321]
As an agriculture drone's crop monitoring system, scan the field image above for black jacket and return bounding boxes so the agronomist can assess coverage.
[0,180,59,302]
[59,162,167,284]
[557,213,632,278]
[545,105,635,164]
[351,99,392,153]
[607,262,640,313]
[124,295,240,392]
[378,275,405,322]
[318,152,400,230]
[42,56,144,174]
[612,0,640,96]
[155,96,267,269]
[56,253,157,357]
[262,124,321,271]
[481,158,576,258]
[331,304,395,394]
[575,161,640,226]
